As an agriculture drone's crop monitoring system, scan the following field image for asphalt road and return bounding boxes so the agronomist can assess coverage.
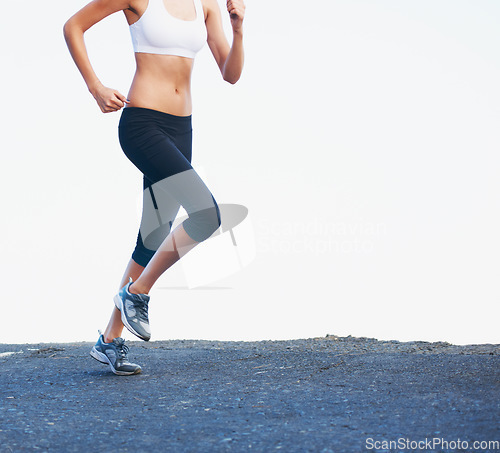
[0,335,499,452]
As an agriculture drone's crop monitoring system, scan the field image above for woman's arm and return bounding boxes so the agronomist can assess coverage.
[205,0,245,84]
[63,0,131,112]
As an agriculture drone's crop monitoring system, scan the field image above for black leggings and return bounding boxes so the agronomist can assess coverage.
[118,106,221,267]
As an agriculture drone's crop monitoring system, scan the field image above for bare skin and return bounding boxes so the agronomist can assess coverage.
[63,0,245,343]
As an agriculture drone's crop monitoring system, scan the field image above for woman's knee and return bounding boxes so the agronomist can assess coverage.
[183,196,221,242]
[132,224,172,267]
[132,245,155,268]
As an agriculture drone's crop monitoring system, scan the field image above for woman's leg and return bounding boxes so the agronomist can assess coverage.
[132,175,183,268]
[101,227,191,342]
[129,220,199,295]
[118,107,221,296]
[102,170,183,341]
[98,108,221,348]
[102,258,145,343]
[128,170,221,295]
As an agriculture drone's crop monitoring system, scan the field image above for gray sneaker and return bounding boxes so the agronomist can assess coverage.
[113,277,151,341]
[90,333,142,376]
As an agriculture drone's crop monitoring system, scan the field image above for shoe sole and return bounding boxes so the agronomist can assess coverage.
[113,293,151,342]
[90,347,141,376]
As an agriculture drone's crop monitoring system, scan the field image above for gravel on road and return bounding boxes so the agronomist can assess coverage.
[0,334,498,452]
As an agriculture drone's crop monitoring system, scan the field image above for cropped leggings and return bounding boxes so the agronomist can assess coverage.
[118,106,221,268]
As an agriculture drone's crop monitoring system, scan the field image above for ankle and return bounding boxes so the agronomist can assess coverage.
[129,282,149,295]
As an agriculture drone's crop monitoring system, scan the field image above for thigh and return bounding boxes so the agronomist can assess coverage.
[120,132,193,185]
[119,107,219,242]
[119,107,193,184]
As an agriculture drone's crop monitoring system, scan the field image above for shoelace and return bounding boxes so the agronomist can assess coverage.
[132,297,150,323]
[113,339,130,361]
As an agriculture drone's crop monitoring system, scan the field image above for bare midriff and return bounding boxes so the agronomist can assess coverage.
[126,52,195,116]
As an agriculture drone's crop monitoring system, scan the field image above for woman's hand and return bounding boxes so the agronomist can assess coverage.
[90,81,130,113]
[226,0,245,32]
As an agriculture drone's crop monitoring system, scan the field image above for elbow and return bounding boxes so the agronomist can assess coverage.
[222,71,241,84]
[63,19,74,41]
[63,21,69,39]
[63,17,83,41]
[223,76,238,85]
[219,54,243,84]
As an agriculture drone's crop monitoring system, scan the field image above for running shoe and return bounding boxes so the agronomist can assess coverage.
[90,332,142,376]
[113,276,151,341]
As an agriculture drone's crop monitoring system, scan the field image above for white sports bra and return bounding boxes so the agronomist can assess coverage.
[129,0,207,59]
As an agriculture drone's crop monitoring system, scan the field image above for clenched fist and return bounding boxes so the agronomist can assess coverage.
[226,0,245,31]
[90,81,130,113]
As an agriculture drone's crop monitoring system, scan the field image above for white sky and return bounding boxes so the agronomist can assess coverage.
[0,0,499,345]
